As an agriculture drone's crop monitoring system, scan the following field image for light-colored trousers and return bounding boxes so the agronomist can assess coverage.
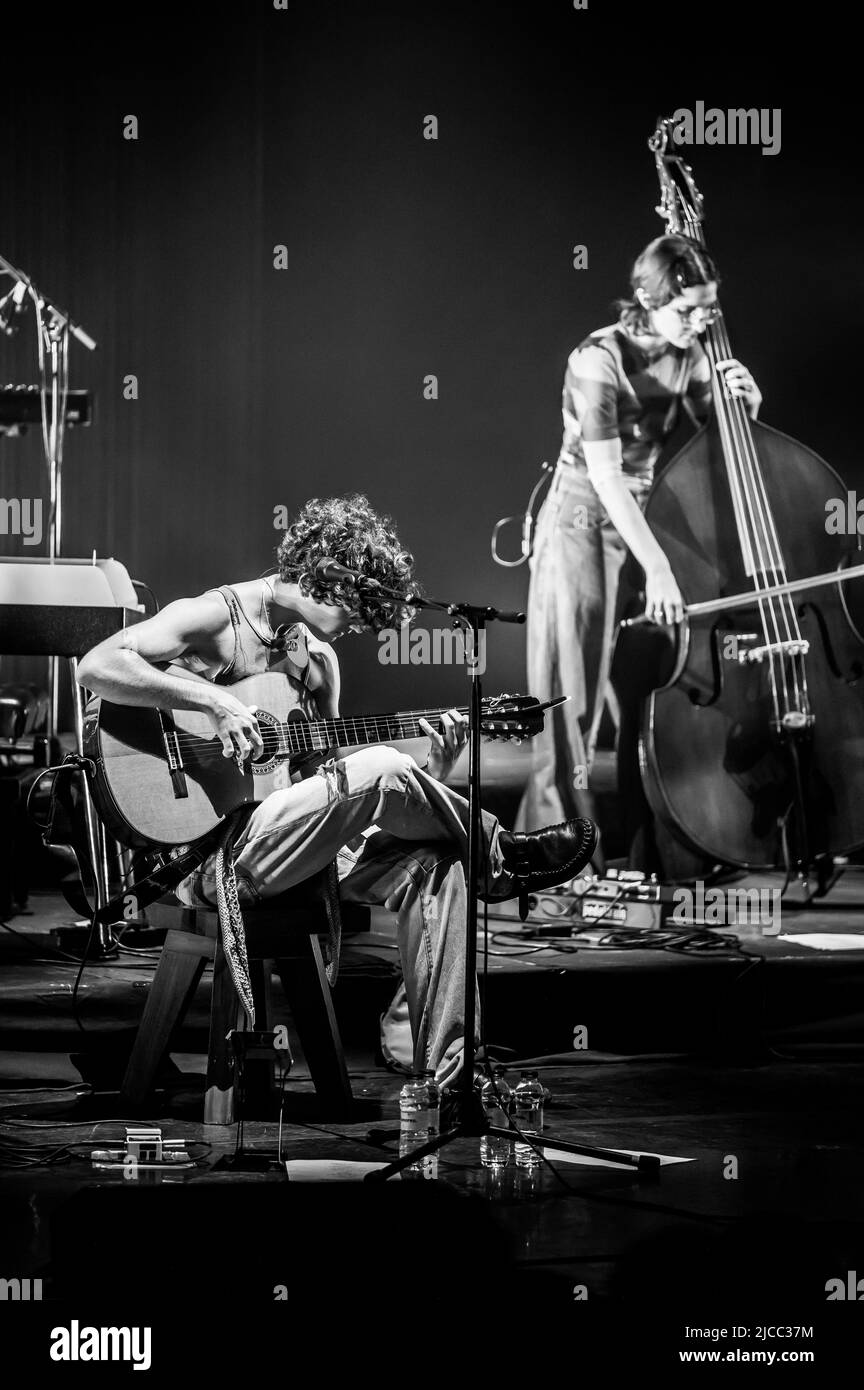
[179,745,512,1088]
[516,465,632,833]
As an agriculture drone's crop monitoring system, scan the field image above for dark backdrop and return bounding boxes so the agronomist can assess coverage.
[1,0,860,714]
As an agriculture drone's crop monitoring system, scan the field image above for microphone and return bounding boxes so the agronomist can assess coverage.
[314,557,385,590]
[0,280,29,337]
[314,557,363,584]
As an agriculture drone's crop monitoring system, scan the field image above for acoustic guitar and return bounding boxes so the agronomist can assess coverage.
[83,664,561,849]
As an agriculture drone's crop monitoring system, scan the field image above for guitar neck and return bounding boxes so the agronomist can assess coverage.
[281,706,469,755]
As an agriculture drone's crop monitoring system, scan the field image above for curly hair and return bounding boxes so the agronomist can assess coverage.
[275,494,418,632]
[616,234,720,335]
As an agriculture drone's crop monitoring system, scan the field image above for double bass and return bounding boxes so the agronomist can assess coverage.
[615,118,864,879]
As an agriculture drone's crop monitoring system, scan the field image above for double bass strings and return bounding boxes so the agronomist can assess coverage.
[671,214,774,693]
[698,315,786,722]
[673,186,808,725]
[677,178,803,722]
[707,303,810,722]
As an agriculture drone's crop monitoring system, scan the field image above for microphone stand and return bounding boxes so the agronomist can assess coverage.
[362,588,662,1182]
[0,250,109,953]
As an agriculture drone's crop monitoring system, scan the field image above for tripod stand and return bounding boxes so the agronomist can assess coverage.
[366,595,661,1182]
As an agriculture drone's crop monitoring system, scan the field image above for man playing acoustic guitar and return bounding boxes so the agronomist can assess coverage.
[77,494,598,1088]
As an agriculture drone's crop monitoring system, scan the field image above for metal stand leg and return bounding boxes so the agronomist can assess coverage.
[45,326,68,744]
[68,657,115,956]
[48,654,60,745]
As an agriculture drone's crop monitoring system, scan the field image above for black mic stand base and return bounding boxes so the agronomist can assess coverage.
[365,1105,661,1183]
[364,1090,489,1183]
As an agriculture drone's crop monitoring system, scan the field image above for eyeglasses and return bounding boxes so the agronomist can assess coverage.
[667,301,722,325]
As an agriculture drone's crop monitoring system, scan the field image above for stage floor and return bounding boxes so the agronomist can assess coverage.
[2,738,864,1362]
[1,875,864,1363]
[1,1048,863,1366]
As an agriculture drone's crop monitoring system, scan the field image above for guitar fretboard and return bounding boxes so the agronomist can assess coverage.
[275,706,471,755]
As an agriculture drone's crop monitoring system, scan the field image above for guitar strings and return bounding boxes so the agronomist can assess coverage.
[157,704,531,764]
[162,725,529,761]
[163,704,526,743]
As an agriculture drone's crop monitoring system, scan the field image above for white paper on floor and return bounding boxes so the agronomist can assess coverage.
[284,1159,398,1182]
[541,1146,694,1170]
[778,933,864,951]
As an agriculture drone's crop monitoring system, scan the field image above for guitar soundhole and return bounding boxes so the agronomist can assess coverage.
[249,714,283,772]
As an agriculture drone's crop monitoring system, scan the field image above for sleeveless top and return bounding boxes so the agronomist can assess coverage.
[173,582,322,722]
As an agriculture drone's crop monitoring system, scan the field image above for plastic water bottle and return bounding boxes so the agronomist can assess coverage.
[513,1071,544,1170]
[479,1068,513,1170]
[399,1071,440,1178]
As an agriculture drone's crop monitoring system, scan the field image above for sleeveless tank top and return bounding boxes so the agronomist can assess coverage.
[174,582,321,721]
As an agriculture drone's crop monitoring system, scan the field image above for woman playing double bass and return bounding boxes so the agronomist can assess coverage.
[517,234,762,864]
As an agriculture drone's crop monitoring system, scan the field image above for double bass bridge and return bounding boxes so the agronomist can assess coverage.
[735,637,810,666]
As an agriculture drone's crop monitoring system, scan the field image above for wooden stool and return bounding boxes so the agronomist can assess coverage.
[121,877,368,1123]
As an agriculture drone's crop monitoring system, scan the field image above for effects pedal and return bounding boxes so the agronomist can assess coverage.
[90,1126,194,1170]
[527,869,677,935]
[570,869,673,931]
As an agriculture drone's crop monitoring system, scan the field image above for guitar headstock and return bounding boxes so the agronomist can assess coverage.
[479,693,552,742]
[649,116,706,244]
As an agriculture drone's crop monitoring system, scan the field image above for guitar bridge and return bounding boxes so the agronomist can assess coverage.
[158,712,188,799]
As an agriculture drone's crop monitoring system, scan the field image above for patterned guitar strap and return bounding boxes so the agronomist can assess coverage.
[213,807,343,1027]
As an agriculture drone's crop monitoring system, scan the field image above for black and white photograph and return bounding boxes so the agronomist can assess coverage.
[1,0,862,1371]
